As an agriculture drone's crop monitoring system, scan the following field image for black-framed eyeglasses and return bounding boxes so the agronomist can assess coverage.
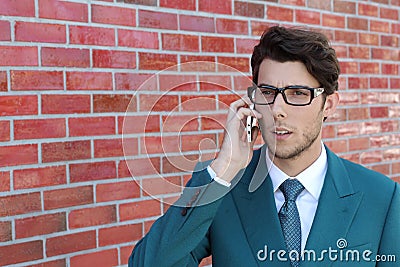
[248,84,325,106]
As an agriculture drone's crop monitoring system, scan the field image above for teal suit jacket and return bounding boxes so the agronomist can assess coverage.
[129,145,400,266]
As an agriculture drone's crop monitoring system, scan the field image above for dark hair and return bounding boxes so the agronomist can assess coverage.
[251,26,340,95]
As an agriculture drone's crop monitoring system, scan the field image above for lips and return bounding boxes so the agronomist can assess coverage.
[271,127,293,140]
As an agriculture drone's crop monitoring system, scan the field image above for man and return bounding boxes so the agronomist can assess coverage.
[129,26,400,266]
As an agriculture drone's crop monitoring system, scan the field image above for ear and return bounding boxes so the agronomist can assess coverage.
[323,92,340,118]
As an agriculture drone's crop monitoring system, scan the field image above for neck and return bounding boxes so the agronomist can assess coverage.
[269,141,323,177]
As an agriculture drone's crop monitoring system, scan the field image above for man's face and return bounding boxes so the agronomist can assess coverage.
[256,58,337,162]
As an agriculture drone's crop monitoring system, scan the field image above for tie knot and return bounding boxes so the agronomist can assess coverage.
[279,179,304,201]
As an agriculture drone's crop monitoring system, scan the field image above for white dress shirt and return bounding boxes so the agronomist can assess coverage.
[266,144,327,251]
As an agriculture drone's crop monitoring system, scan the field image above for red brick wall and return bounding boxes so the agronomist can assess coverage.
[0,0,399,266]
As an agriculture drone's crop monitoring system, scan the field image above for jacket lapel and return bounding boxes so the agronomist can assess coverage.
[304,146,363,266]
[231,145,290,266]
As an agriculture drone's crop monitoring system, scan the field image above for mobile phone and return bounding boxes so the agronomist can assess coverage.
[246,104,257,142]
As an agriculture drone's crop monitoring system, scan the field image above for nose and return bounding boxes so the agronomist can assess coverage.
[271,93,287,119]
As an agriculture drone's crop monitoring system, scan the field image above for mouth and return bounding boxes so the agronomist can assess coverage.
[271,127,293,139]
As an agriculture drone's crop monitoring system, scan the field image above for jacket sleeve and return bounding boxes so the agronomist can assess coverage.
[376,182,400,266]
[128,163,231,267]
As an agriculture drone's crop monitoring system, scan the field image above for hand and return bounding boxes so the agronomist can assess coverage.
[210,96,262,183]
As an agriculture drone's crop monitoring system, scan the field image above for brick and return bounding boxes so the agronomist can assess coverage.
[0,0,35,16]
[0,240,43,266]
[99,224,142,246]
[115,73,156,91]
[322,13,345,28]
[370,77,388,89]
[181,95,216,111]
[41,140,91,163]
[93,50,136,69]
[139,10,177,30]
[381,35,398,47]
[360,121,381,135]
[0,21,10,41]
[11,70,63,90]
[348,107,368,120]
[369,107,389,118]
[139,94,179,112]
[0,46,38,66]
[28,259,66,267]
[94,137,137,158]
[0,144,37,167]
[161,154,199,174]
[370,20,390,33]
[381,121,398,132]
[14,118,65,140]
[202,36,234,53]
[393,23,400,34]
[382,64,398,75]
[199,0,232,14]
[41,94,90,114]
[69,205,116,229]
[69,117,115,137]
[348,77,369,90]
[39,0,88,22]
[180,56,217,72]
[199,75,232,91]
[119,157,160,178]
[234,1,264,18]
[359,33,379,45]
[66,71,112,90]
[181,133,217,152]
[236,38,258,54]
[0,221,11,241]
[361,151,382,164]
[70,249,118,267]
[96,180,140,202]
[280,0,304,5]
[380,7,398,20]
[70,161,116,183]
[0,192,41,216]
[339,62,358,74]
[308,0,330,10]
[218,94,242,109]
[142,176,182,196]
[42,47,90,67]
[216,18,248,35]
[0,121,10,141]
[140,136,180,154]
[370,136,391,148]
[0,71,7,91]
[360,62,379,74]
[347,17,368,30]
[162,34,199,52]
[359,3,378,17]
[0,171,9,192]
[333,0,355,14]
[295,10,320,24]
[120,245,134,265]
[158,74,197,91]
[93,94,134,113]
[372,48,399,61]
[349,47,370,59]
[200,113,226,131]
[160,0,196,10]
[233,75,252,92]
[119,115,160,134]
[390,78,400,89]
[92,4,135,26]
[70,26,114,46]
[267,6,293,21]
[139,52,177,70]
[14,165,66,190]
[218,56,250,73]
[44,185,93,210]
[15,212,66,239]
[118,29,158,49]
[162,113,200,131]
[119,199,161,221]
[121,0,156,5]
[179,15,215,33]
[15,22,66,43]
[46,231,96,257]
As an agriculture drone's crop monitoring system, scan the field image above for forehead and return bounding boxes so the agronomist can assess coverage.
[258,58,319,87]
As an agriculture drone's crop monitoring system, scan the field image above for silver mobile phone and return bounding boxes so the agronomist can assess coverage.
[246,104,257,142]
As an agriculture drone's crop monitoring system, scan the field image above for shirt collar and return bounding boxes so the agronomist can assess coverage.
[266,143,327,201]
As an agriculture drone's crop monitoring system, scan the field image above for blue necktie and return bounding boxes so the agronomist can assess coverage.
[279,179,305,267]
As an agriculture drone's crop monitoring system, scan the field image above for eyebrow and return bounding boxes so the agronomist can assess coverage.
[257,83,313,88]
